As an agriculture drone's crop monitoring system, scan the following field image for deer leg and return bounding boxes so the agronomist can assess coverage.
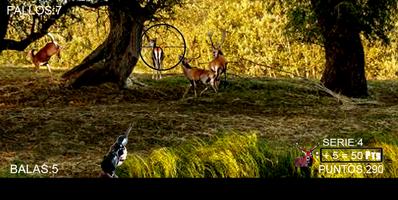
[34,64,40,72]
[215,78,221,90]
[183,81,193,99]
[193,81,197,97]
[211,82,218,93]
[158,67,162,79]
[217,68,223,89]
[182,85,191,99]
[224,70,227,89]
[152,59,156,79]
[45,63,52,74]
[156,63,159,80]
[207,77,218,94]
[199,86,209,96]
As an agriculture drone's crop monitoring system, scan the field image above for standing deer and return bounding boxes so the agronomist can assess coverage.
[149,38,164,80]
[27,33,62,74]
[294,143,318,168]
[207,31,227,89]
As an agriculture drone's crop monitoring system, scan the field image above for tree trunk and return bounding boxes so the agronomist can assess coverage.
[0,0,10,53]
[321,31,368,98]
[311,0,369,98]
[62,3,145,89]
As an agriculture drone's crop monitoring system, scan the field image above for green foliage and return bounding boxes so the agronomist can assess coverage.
[283,0,398,44]
[283,0,323,45]
[165,0,398,79]
[360,0,398,43]
[1,0,397,80]
[0,7,109,69]
[280,0,398,79]
[165,0,325,78]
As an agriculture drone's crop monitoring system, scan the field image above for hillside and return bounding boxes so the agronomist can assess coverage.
[1,66,397,177]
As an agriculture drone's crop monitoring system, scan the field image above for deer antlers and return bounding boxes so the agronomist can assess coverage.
[183,36,201,63]
[296,143,319,154]
[207,31,226,49]
[310,143,319,152]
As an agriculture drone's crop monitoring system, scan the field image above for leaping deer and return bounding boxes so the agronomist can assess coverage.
[27,33,62,74]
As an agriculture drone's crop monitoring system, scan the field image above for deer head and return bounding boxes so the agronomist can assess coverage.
[295,143,318,167]
[207,31,226,58]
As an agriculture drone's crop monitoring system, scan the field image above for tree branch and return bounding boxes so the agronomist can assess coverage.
[0,0,108,51]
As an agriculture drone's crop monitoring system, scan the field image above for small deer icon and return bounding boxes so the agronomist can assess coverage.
[294,143,318,168]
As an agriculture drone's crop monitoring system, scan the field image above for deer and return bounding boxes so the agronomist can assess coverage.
[207,31,227,90]
[179,54,218,98]
[142,28,164,80]
[27,33,62,74]
[294,143,318,168]
[149,38,165,80]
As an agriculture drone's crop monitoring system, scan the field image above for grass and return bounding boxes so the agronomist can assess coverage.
[117,132,301,178]
[117,132,398,178]
[0,65,398,178]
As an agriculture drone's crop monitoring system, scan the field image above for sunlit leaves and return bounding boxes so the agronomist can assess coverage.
[281,0,398,45]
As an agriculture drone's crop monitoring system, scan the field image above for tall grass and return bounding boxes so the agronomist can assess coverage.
[118,132,301,178]
[117,132,398,178]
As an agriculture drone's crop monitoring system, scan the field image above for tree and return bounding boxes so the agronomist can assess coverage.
[283,0,398,97]
[62,0,182,88]
[0,0,182,89]
[0,0,107,52]
[0,0,10,42]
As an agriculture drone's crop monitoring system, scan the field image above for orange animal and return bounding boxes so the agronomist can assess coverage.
[207,31,227,89]
[27,33,62,74]
[180,55,217,98]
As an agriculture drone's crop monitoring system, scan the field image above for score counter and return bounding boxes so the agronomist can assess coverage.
[316,138,384,175]
[320,148,383,163]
